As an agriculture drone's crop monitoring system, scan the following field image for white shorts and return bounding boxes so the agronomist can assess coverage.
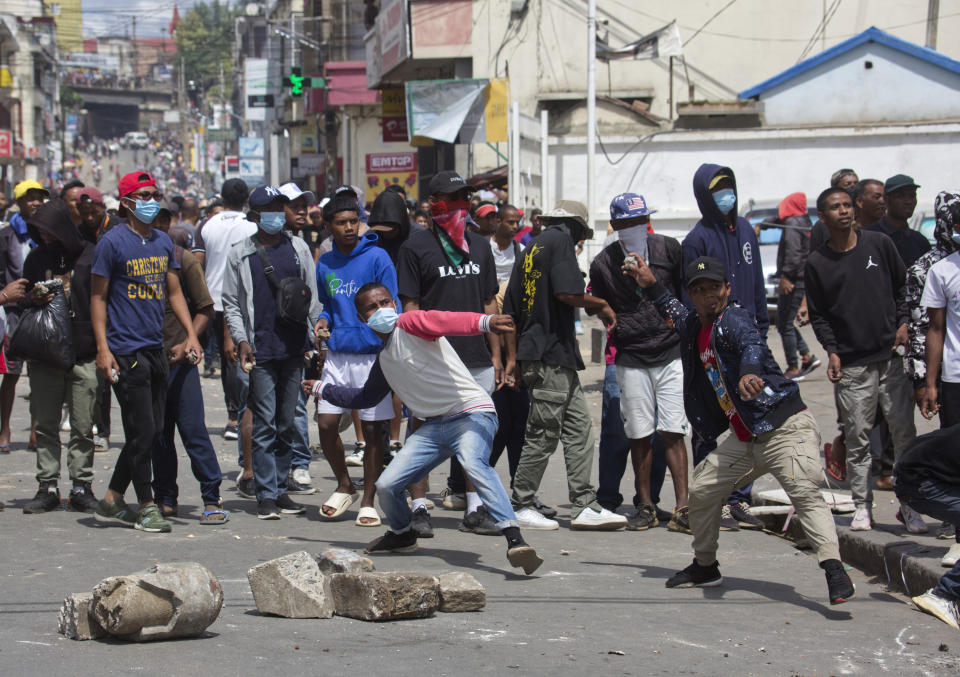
[616,358,688,439]
[316,351,394,421]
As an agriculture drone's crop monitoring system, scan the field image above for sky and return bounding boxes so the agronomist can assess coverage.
[82,0,211,39]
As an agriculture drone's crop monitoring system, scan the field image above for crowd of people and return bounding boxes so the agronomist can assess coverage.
[1,157,959,623]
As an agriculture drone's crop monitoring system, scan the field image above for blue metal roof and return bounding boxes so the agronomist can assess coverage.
[739,26,960,99]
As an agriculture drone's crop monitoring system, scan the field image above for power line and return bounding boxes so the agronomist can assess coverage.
[684,0,739,45]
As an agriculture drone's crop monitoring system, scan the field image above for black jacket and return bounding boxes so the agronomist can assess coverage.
[368,190,412,264]
[776,214,811,283]
[589,234,681,367]
[23,199,97,360]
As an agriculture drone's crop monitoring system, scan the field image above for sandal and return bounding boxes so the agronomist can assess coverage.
[355,506,381,527]
[199,508,229,525]
[321,491,358,519]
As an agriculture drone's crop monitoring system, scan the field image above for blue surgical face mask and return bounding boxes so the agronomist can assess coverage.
[712,188,737,215]
[131,199,161,224]
[259,211,286,234]
[952,231,960,246]
[367,306,399,333]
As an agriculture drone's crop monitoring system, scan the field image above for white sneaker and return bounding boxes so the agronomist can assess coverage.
[943,543,960,568]
[913,589,960,630]
[440,488,466,511]
[60,412,70,432]
[345,446,365,467]
[850,506,873,531]
[899,502,929,534]
[571,506,627,531]
[292,468,312,486]
[515,507,559,531]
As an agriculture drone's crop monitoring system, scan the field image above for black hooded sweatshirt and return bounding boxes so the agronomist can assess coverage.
[368,190,415,264]
[23,198,97,360]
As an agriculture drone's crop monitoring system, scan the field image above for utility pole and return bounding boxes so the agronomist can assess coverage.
[586,0,596,233]
[219,62,226,182]
[179,56,188,161]
[926,0,940,49]
[132,17,138,86]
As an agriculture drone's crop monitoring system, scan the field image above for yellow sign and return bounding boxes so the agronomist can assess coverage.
[381,87,405,116]
[484,79,508,143]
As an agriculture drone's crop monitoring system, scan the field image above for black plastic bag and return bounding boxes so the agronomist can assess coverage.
[9,281,75,370]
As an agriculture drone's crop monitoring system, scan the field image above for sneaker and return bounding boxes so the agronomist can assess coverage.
[897,502,929,534]
[60,411,71,432]
[729,501,763,530]
[236,476,256,499]
[626,504,658,531]
[667,506,692,534]
[532,496,557,518]
[411,506,434,538]
[800,355,822,377]
[913,589,960,630]
[942,543,960,568]
[850,505,873,531]
[286,474,316,495]
[783,367,805,381]
[459,505,501,535]
[666,559,723,588]
[94,498,137,526]
[571,506,627,531]
[937,521,956,540]
[135,504,172,533]
[365,529,418,554]
[345,443,365,467]
[276,493,306,515]
[386,441,402,464]
[68,483,99,513]
[821,559,855,604]
[257,498,280,520]
[720,504,740,531]
[223,423,239,440]
[406,491,435,510]
[515,506,559,531]
[507,543,544,575]
[292,468,312,485]
[93,435,110,452]
[23,483,61,514]
[440,488,466,510]
[654,504,674,523]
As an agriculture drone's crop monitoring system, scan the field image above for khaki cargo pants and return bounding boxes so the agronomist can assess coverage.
[511,361,601,518]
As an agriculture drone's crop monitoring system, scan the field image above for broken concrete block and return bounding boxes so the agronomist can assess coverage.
[92,562,223,641]
[58,592,107,640]
[247,551,334,619]
[438,572,486,612]
[315,548,375,575]
[330,572,440,621]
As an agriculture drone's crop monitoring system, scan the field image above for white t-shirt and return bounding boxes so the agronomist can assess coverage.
[921,250,960,383]
[199,210,257,310]
[491,238,522,285]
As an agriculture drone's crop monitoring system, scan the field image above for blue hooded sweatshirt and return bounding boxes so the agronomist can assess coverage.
[682,163,768,337]
[315,231,399,354]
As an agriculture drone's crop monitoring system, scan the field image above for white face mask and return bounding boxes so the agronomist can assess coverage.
[618,224,648,257]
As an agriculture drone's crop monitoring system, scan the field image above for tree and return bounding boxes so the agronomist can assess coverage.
[174,1,238,103]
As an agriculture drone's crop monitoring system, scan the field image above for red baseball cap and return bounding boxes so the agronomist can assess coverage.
[118,171,156,198]
[475,204,497,218]
[77,186,104,205]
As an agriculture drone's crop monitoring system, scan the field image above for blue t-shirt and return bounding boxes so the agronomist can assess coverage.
[249,237,311,363]
[91,225,179,355]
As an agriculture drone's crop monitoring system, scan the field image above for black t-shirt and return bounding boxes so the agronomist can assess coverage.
[503,226,585,370]
[397,227,499,368]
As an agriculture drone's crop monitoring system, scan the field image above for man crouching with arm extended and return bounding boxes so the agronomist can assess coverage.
[623,253,855,605]
[303,282,543,575]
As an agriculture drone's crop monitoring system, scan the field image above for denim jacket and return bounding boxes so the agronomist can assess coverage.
[645,281,805,441]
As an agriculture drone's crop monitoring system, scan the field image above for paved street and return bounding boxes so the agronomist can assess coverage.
[1,323,958,675]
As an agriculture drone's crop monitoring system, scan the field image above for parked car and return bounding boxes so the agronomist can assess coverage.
[122,131,149,149]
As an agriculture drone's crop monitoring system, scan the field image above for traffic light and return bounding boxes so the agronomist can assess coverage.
[285,67,304,97]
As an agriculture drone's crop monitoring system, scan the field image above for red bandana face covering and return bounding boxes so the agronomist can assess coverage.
[431,198,471,252]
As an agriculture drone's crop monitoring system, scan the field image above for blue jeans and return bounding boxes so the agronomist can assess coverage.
[248,357,302,501]
[152,363,223,507]
[776,285,810,369]
[898,479,960,599]
[597,364,667,510]
[235,365,250,467]
[290,388,312,472]
[376,410,517,532]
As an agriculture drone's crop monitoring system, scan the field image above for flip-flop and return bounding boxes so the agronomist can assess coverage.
[321,491,358,519]
[199,508,229,525]
[355,506,381,527]
[0,444,9,454]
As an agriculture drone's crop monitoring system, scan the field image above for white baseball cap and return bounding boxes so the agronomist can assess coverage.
[278,182,316,206]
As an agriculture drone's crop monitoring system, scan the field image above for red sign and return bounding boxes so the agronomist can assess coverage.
[0,130,11,158]
[382,116,408,143]
[225,155,239,172]
[27,146,40,159]
[366,152,416,174]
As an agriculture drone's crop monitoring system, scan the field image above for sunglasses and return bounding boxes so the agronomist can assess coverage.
[125,191,163,202]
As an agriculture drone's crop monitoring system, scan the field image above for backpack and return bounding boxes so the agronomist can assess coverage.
[253,238,312,326]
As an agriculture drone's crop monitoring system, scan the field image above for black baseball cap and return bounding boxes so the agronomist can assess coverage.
[884,174,920,194]
[427,170,476,197]
[685,256,727,287]
[322,185,361,221]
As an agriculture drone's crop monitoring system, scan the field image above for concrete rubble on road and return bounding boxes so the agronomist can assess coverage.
[315,548,375,575]
[330,571,441,621]
[247,551,335,619]
[438,572,486,612]
[58,592,107,641]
